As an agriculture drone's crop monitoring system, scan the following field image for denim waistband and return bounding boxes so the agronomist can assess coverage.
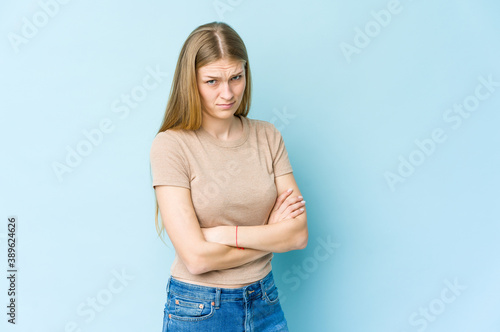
[165,271,276,307]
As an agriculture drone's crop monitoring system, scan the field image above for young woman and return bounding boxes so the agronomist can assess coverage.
[150,21,308,331]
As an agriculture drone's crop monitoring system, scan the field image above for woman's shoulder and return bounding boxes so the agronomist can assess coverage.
[153,127,195,142]
[246,118,285,143]
[152,129,177,144]
[151,129,193,152]
[245,117,278,135]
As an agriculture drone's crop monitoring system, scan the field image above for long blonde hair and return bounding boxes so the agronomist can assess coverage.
[153,22,253,242]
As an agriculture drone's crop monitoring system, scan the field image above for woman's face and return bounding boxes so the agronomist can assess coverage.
[196,57,246,120]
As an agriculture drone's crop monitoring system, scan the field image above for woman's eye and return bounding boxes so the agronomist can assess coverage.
[232,75,242,80]
[207,80,216,85]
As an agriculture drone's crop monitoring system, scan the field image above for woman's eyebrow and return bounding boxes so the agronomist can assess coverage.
[204,71,244,79]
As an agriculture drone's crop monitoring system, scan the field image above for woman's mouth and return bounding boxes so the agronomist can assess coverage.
[217,102,235,109]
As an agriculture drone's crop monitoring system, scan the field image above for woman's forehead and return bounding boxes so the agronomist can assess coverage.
[198,59,245,76]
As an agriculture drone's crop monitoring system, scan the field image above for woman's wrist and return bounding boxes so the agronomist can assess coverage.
[221,226,234,247]
[201,226,234,246]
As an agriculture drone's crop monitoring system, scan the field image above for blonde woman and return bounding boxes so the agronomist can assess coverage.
[150,21,308,331]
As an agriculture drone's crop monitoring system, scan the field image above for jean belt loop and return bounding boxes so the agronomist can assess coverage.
[166,276,172,295]
[215,288,221,309]
[260,279,266,298]
[267,270,273,282]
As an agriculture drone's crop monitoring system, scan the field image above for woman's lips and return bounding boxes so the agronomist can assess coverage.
[217,102,235,109]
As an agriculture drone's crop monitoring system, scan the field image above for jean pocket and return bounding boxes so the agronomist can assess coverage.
[263,283,280,305]
[167,295,215,322]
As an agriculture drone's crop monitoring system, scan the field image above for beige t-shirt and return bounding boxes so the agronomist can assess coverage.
[149,115,293,285]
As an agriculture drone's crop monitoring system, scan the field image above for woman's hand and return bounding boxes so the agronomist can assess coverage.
[200,189,305,246]
[268,188,305,225]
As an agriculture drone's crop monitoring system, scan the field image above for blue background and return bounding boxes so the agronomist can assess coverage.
[1,0,499,331]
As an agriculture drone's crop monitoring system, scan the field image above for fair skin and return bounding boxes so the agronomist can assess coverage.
[196,57,246,140]
[154,57,308,288]
[200,174,308,253]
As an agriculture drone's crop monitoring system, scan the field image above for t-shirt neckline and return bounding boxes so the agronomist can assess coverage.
[196,116,250,148]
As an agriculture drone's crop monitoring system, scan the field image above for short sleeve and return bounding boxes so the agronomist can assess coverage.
[269,124,293,177]
[149,131,190,189]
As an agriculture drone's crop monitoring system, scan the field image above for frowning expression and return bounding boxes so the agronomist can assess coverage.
[196,58,246,119]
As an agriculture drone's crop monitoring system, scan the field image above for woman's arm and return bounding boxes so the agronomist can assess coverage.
[202,173,309,253]
[155,185,271,275]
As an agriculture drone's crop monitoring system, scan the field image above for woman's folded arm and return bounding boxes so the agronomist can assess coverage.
[201,172,309,253]
[155,185,271,275]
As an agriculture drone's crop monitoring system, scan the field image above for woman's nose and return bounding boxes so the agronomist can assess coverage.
[219,82,234,100]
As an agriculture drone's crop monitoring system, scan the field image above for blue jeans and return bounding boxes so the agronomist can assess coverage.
[162,271,289,331]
